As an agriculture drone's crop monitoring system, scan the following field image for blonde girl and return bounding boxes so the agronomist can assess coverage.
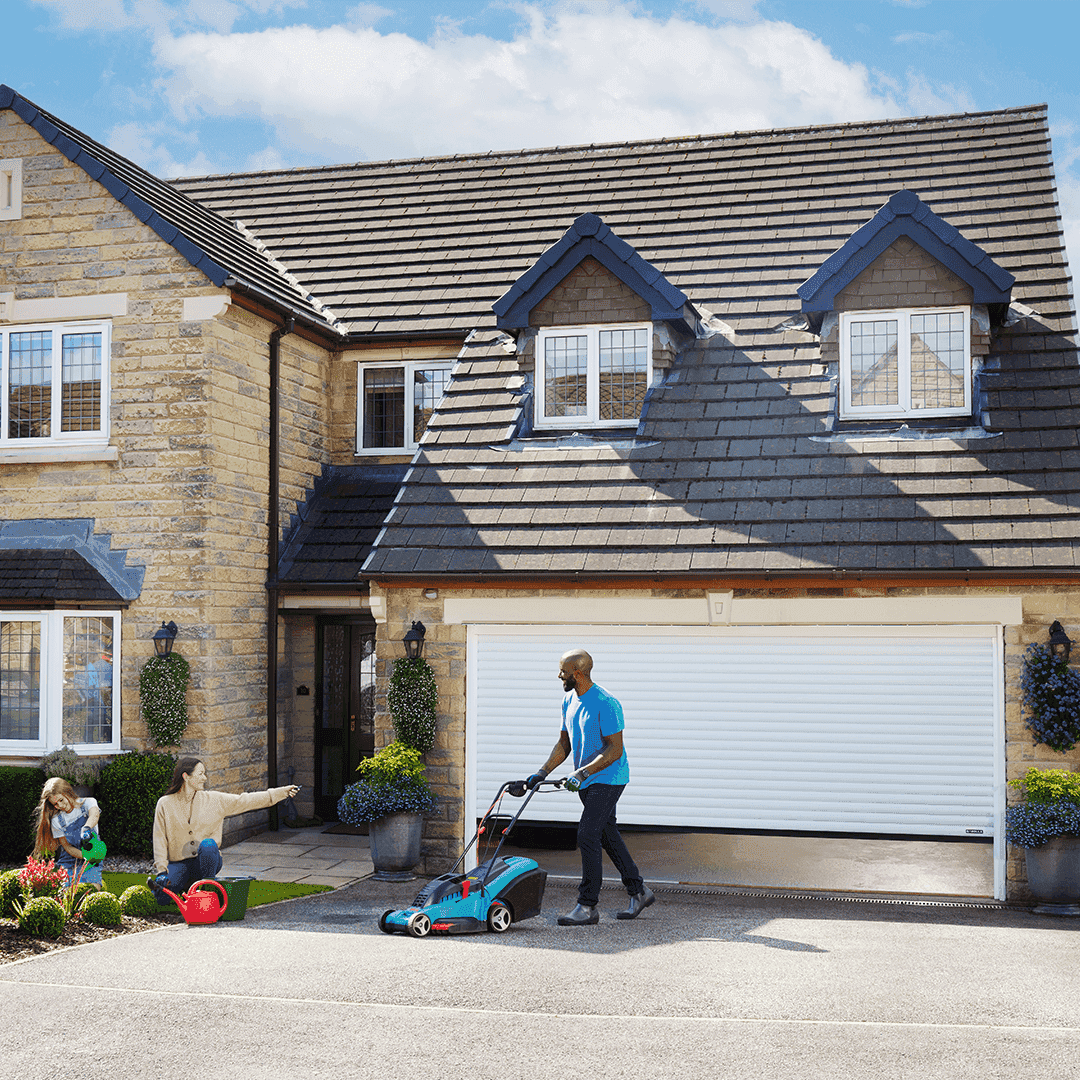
[34,777,103,886]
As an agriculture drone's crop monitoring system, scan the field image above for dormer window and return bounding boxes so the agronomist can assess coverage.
[840,308,970,419]
[536,323,650,428]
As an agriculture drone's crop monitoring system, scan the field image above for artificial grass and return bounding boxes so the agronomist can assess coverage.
[101,873,332,908]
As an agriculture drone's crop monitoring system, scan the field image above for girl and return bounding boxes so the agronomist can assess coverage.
[34,777,104,887]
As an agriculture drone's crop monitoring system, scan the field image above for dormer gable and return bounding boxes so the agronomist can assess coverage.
[797,189,1015,315]
[493,212,697,334]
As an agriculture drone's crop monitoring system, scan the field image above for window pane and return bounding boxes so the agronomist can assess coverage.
[8,330,52,439]
[61,332,102,432]
[910,312,966,409]
[413,366,449,442]
[544,335,587,417]
[363,367,405,448]
[599,328,648,421]
[1,621,41,741]
[849,320,898,408]
[63,616,113,745]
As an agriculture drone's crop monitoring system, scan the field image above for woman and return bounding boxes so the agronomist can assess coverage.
[151,756,298,898]
[34,777,104,887]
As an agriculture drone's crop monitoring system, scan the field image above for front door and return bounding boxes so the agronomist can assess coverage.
[314,617,376,821]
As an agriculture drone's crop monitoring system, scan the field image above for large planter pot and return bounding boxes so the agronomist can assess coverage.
[369,812,424,881]
[1024,836,1080,916]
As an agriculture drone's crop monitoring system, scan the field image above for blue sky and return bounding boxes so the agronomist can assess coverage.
[3,0,1079,271]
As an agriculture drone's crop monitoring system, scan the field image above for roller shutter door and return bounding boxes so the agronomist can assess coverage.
[470,626,999,837]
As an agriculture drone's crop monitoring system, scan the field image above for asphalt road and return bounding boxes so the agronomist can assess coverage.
[1,879,1078,1080]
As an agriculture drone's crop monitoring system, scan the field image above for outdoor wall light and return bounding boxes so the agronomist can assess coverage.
[403,620,426,659]
[153,620,178,657]
[1048,620,1072,664]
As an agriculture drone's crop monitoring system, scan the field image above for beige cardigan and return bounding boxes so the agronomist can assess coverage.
[153,787,290,873]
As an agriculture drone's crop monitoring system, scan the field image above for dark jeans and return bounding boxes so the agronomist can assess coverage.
[576,783,643,907]
[167,839,223,893]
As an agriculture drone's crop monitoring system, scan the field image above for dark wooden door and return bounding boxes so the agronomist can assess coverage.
[314,617,376,821]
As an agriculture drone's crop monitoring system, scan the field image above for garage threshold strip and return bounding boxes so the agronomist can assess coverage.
[1,978,1076,1036]
[545,877,1005,909]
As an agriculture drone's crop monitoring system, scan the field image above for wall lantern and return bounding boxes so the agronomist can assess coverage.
[403,620,426,659]
[1048,620,1072,665]
[153,620,178,657]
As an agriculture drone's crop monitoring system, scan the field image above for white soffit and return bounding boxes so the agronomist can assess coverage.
[443,594,1023,626]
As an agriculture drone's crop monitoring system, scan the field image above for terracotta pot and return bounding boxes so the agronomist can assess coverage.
[369,812,423,881]
[1024,836,1080,916]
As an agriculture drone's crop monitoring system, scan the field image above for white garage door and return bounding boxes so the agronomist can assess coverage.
[468,625,1001,837]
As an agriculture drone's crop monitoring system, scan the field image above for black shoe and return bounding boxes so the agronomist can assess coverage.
[557,903,598,926]
[616,886,655,920]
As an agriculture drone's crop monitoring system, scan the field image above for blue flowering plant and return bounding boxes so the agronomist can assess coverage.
[337,741,437,824]
[1020,643,1080,753]
[1005,767,1080,848]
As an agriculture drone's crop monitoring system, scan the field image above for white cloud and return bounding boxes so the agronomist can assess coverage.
[106,121,220,177]
[151,5,913,162]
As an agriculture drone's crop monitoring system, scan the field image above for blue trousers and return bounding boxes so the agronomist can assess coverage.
[576,783,643,908]
[167,839,223,893]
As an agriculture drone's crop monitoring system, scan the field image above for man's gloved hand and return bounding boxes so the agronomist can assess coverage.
[525,772,548,791]
[563,770,586,793]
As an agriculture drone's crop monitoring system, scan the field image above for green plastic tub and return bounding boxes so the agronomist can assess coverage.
[218,876,254,921]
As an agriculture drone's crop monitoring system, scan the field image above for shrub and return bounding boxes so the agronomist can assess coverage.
[119,884,159,917]
[0,868,23,918]
[96,751,176,856]
[140,651,190,747]
[338,741,437,824]
[1009,767,1080,806]
[72,881,99,911]
[17,895,66,940]
[0,765,44,864]
[1005,767,1080,848]
[81,890,122,927]
[387,656,438,753]
[39,745,105,790]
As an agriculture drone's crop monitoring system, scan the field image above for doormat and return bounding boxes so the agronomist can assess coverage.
[323,823,369,835]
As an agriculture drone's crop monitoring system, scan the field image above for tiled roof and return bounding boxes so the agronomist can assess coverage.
[0,550,125,604]
[172,105,1070,341]
[0,85,335,332]
[351,106,1080,577]
[278,465,409,584]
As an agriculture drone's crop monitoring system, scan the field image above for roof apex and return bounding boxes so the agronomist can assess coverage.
[797,189,1016,311]
[493,212,695,332]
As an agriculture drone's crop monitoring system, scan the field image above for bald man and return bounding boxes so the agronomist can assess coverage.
[526,648,654,925]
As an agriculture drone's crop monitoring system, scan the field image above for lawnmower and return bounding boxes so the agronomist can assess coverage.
[378,778,565,937]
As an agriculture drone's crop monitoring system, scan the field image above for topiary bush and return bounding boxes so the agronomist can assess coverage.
[387,656,438,753]
[119,884,159,918]
[0,868,23,918]
[80,890,122,927]
[0,765,44,863]
[17,895,66,940]
[72,881,98,912]
[96,751,176,856]
[140,651,191,747]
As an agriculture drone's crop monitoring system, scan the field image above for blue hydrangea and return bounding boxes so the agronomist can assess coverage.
[1020,643,1080,753]
[1005,800,1080,848]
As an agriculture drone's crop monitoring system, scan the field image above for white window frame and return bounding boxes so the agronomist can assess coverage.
[0,320,111,448]
[0,158,22,221]
[0,609,122,755]
[839,307,971,420]
[535,322,653,430]
[355,359,453,455]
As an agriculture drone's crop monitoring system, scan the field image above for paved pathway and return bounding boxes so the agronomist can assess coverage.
[217,824,373,886]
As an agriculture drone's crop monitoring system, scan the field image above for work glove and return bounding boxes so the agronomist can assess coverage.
[525,772,548,791]
[80,826,94,846]
[563,770,586,793]
[149,873,170,901]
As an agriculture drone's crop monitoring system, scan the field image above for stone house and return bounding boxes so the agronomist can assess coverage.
[2,84,1078,898]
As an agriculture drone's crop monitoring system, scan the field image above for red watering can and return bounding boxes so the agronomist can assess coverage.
[162,879,229,925]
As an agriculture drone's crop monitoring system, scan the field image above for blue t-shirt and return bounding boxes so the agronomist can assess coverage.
[561,683,630,787]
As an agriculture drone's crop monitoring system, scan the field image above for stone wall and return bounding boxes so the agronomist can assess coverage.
[371,579,1080,896]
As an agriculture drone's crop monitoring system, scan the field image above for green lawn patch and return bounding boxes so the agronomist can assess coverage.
[102,873,333,908]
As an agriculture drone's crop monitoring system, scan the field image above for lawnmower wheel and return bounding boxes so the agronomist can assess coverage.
[379,909,396,934]
[487,900,512,933]
[408,912,431,938]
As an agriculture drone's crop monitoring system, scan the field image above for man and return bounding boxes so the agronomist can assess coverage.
[526,648,655,925]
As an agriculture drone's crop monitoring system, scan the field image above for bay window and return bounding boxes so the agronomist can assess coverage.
[536,323,651,428]
[0,611,120,754]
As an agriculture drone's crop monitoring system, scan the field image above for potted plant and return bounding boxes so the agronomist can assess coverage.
[1005,767,1080,915]
[337,742,437,881]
